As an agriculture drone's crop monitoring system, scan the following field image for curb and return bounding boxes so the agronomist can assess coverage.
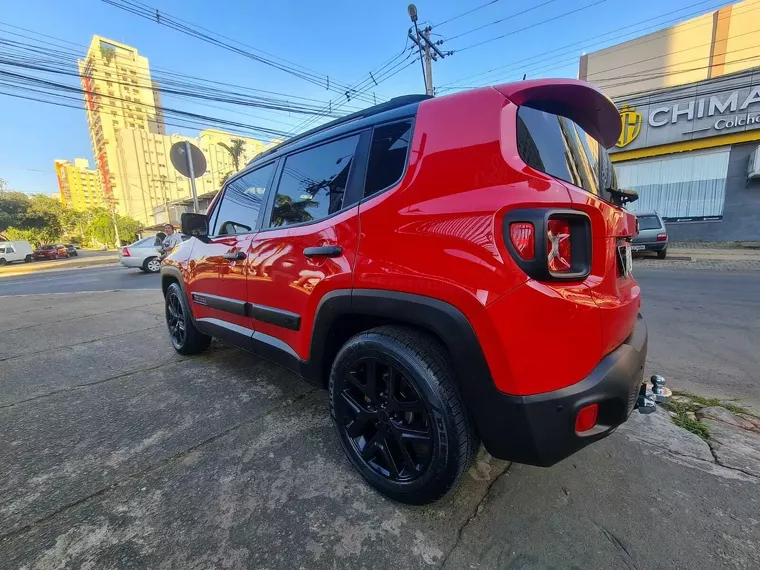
[0,257,119,278]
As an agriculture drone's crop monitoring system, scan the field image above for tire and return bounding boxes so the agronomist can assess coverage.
[143,257,162,273]
[657,248,667,259]
[164,282,211,355]
[25,255,32,263]
[329,325,478,505]
[0,258,6,266]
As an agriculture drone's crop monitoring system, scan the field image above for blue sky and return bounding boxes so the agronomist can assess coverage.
[0,0,731,195]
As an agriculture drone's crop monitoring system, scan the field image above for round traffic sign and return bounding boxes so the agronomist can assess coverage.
[170,141,207,178]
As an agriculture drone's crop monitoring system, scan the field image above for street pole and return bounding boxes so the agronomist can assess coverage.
[184,140,200,214]
[423,28,434,96]
[408,5,450,97]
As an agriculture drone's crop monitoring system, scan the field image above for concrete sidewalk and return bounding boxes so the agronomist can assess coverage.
[0,291,757,569]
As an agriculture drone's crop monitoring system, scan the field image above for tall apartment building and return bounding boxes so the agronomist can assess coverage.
[54,158,104,210]
[78,35,275,225]
[78,36,165,217]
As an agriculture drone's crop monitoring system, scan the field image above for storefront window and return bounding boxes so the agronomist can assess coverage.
[616,148,729,221]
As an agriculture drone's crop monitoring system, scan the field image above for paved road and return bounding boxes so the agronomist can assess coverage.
[636,268,760,409]
[2,263,757,408]
[1,289,758,569]
[0,264,159,296]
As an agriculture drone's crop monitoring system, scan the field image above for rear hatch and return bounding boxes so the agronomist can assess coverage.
[496,80,641,357]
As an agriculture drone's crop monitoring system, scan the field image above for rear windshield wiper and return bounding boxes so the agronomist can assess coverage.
[607,188,639,206]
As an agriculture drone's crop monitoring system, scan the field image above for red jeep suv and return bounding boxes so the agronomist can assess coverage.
[162,79,647,504]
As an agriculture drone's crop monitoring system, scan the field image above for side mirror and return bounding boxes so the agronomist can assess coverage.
[181,212,209,240]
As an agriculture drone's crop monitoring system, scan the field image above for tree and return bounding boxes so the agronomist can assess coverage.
[218,139,247,172]
[0,190,32,232]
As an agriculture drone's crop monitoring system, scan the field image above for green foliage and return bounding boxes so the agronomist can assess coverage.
[0,189,142,248]
[218,139,247,171]
[664,400,710,440]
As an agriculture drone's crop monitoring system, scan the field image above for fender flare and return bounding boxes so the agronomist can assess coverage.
[307,289,495,427]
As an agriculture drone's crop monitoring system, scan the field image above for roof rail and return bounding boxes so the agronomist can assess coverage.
[252,94,432,163]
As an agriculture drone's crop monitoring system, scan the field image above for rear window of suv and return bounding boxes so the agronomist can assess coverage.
[637,215,662,230]
[516,105,617,203]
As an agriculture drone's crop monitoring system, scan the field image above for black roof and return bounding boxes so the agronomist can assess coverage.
[248,94,432,167]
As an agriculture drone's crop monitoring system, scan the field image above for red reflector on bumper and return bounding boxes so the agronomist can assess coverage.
[575,403,599,432]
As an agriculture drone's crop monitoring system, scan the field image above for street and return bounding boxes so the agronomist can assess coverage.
[0,264,158,296]
[0,265,758,569]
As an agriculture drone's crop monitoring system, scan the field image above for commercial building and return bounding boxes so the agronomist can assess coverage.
[53,158,104,210]
[580,0,760,241]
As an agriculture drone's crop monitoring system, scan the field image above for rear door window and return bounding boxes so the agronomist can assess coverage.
[364,120,413,198]
[517,105,618,203]
[270,135,359,228]
[637,215,662,230]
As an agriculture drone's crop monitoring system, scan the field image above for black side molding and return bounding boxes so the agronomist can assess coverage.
[248,303,301,331]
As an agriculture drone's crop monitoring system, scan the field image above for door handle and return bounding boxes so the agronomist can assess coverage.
[223,252,246,261]
[303,245,343,258]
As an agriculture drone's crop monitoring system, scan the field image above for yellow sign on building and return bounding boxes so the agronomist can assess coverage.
[616,105,642,148]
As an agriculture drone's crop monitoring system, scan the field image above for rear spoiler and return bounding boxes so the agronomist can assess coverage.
[493,79,621,149]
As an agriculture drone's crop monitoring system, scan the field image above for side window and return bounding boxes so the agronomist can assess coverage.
[364,120,413,198]
[212,162,275,236]
[5,245,14,254]
[516,106,579,187]
[271,135,359,228]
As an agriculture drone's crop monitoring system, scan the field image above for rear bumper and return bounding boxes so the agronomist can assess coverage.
[477,314,648,466]
[120,257,145,268]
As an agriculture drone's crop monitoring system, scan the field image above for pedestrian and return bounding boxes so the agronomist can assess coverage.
[160,223,182,260]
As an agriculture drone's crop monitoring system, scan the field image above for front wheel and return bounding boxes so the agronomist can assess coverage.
[0,258,6,266]
[143,257,162,273]
[329,326,478,505]
[164,282,211,355]
[24,255,32,263]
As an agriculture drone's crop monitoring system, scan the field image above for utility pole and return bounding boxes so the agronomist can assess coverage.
[408,4,450,96]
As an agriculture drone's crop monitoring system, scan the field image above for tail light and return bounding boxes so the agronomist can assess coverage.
[509,222,535,260]
[656,232,667,242]
[547,219,571,272]
[122,247,130,257]
[503,210,591,281]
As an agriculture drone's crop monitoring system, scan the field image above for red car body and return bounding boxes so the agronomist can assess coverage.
[163,79,646,478]
[33,245,61,260]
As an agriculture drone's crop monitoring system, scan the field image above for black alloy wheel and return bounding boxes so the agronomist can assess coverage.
[164,282,211,355]
[329,326,478,504]
[338,357,433,483]
[166,288,186,350]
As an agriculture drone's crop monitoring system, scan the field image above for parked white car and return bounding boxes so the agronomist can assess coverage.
[0,241,35,266]
[119,236,164,273]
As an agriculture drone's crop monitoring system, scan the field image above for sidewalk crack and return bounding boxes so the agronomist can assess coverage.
[438,460,512,569]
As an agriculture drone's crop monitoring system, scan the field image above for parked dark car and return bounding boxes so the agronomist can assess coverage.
[632,211,668,258]
[63,244,78,257]
[33,245,60,260]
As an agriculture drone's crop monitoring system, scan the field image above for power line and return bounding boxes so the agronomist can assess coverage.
[437,0,732,91]
[432,0,504,28]
[451,0,607,53]
[102,0,382,105]
[443,0,560,42]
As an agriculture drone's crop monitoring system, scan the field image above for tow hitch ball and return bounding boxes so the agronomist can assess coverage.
[637,375,672,414]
